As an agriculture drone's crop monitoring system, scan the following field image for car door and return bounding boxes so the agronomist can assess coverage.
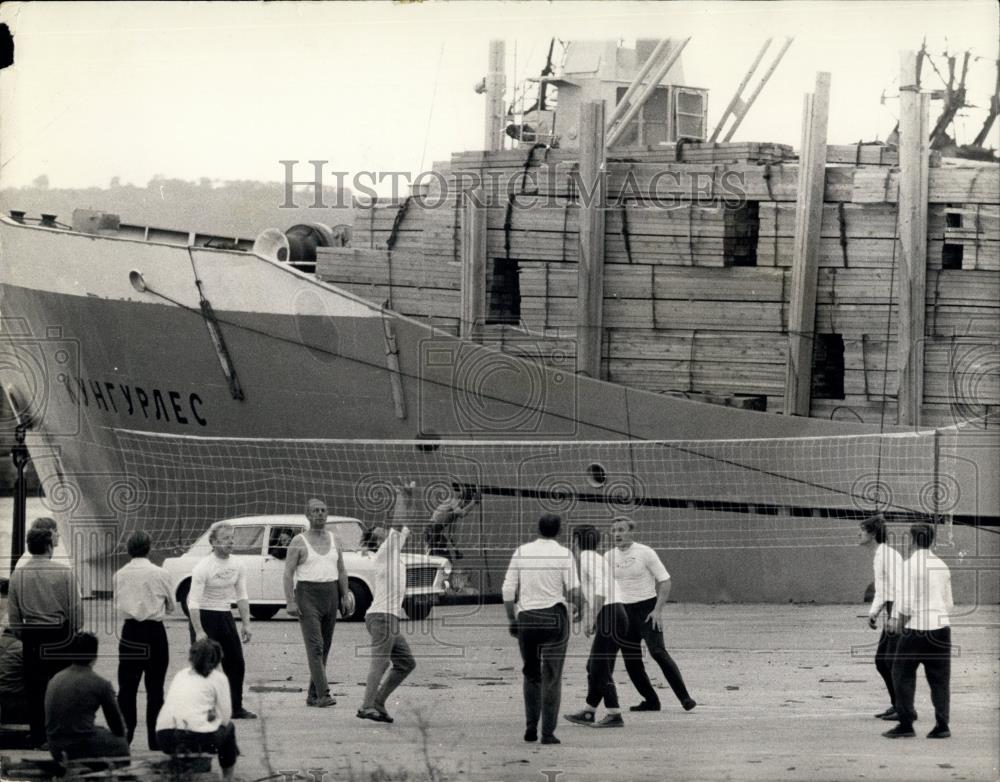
[229,524,266,601]
[261,523,306,601]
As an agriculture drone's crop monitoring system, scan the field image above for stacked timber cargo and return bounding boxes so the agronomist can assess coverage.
[319,141,999,428]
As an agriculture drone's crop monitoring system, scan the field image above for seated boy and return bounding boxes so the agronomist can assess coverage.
[45,632,129,765]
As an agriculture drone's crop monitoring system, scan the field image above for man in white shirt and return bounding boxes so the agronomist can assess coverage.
[114,530,175,750]
[564,524,627,729]
[884,521,954,739]
[188,522,256,720]
[605,516,696,713]
[859,512,904,721]
[357,480,417,724]
[502,513,582,746]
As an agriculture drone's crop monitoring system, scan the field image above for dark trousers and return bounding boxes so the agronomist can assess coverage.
[21,622,73,743]
[892,627,951,729]
[192,611,245,713]
[621,597,692,706]
[516,605,569,739]
[362,613,416,711]
[157,724,239,770]
[50,728,130,763]
[874,628,900,707]
[586,603,628,710]
[295,581,339,700]
[117,619,169,750]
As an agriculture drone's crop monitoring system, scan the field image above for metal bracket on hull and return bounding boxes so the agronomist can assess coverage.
[381,306,407,420]
[187,248,244,401]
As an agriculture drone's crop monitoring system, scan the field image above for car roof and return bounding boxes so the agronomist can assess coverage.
[213,515,362,525]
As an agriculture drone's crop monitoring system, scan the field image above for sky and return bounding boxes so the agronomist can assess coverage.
[0,1,997,191]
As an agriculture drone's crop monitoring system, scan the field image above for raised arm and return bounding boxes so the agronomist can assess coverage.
[392,479,418,528]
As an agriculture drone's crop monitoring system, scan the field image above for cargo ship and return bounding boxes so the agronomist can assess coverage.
[1,40,997,602]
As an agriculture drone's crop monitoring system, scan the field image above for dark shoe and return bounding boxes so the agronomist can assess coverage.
[357,708,390,723]
[874,706,896,719]
[232,708,257,720]
[313,695,337,708]
[682,698,697,712]
[927,726,951,739]
[882,725,916,738]
[523,728,537,742]
[593,713,625,728]
[563,709,596,726]
[374,706,394,723]
[540,735,561,745]
[630,701,660,712]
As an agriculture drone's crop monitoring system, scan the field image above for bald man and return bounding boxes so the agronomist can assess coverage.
[284,499,351,708]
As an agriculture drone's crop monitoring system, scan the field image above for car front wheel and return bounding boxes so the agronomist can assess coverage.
[177,579,191,618]
[343,579,372,622]
[403,596,434,620]
[249,605,282,621]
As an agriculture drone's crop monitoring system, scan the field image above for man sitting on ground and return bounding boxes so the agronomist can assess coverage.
[45,632,129,764]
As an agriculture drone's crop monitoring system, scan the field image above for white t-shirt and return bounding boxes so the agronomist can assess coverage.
[156,667,231,733]
[368,528,407,618]
[604,543,669,604]
[869,542,904,619]
[187,554,249,611]
[578,549,620,611]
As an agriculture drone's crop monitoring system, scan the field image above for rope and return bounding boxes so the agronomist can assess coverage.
[675,137,690,163]
[687,204,695,265]
[651,266,659,329]
[452,194,461,263]
[837,202,850,268]
[861,334,871,400]
[503,193,515,265]
[621,202,634,264]
[687,329,697,393]
[829,268,839,334]
[973,204,981,269]
[762,163,775,200]
[386,196,413,252]
[521,143,548,195]
[419,43,445,173]
[386,248,394,310]
[561,200,570,264]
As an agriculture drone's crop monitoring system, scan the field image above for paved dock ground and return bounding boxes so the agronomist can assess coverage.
[4,601,998,782]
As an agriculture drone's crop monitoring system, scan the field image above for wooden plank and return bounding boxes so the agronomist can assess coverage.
[576,101,606,379]
[784,72,830,416]
[896,51,930,426]
[460,190,487,337]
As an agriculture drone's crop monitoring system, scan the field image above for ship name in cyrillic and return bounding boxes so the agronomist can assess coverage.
[61,375,207,426]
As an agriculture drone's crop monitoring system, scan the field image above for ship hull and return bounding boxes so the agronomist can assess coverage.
[2,217,997,602]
